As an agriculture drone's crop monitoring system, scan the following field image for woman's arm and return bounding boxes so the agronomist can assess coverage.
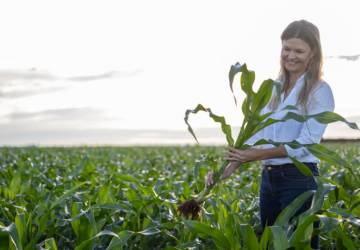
[225,146,287,163]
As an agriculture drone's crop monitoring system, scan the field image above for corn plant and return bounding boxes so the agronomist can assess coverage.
[179,62,359,221]
[0,145,360,248]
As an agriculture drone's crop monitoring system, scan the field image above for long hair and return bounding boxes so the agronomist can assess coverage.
[270,20,323,113]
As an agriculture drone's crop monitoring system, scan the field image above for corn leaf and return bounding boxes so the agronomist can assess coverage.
[288,157,314,176]
[0,223,22,250]
[229,62,242,105]
[75,230,120,250]
[184,104,234,145]
[183,220,231,249]
[274,190,315,227]
[289,214,318,247]
[240,64,255,96]
[252,79,274,114]
[259,226,271,250]
[50,182,88,209]
[44,238,58,250]
[270,226,289,250]
[106,230,134,250]
[240,224,259,250]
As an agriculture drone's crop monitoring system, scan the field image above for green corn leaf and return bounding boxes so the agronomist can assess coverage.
[317,215,340,233]
[0,229,10,250]
[252,79,274,114]
[307,144,359,181]
[281,105,299,111]
[14,213,26,247]
[240,64,255,96]
[241,97,250,119]
[270,226,289,250]
[184,104,234,145]
[329,207,360,227]
[0,223,22,250]
[336,227,357,250]
[289,214,318,247]
[250,118,279,139]
[274,190,315,227]
[259,226,271,250]
[137,227,161,236]
[281,111,360,131]
[50,182,88,209]
[115,174,140,185]
[75,230,120,250]
[307,144,348,166]
[239,224,259,250]
[228,62,255,104]
[305,177,336,215]
[183,220,231,249]
[258,111,274,122]
[312,111,359,129]
[44,238,58,250]
[71,202,83,239]
[229,62,242,105]
[106,230,134,250]
[288,157,313,176]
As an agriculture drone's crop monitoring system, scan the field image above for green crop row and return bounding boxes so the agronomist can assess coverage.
[0,144,359,249]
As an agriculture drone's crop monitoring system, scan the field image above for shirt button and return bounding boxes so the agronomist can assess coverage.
[268,166,272,171]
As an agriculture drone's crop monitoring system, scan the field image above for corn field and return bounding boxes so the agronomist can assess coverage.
[0,144,359,249]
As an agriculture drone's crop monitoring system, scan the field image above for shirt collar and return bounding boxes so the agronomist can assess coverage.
[279,73,306,104]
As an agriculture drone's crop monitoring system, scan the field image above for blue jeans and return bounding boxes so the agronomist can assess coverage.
[260,163,320,249]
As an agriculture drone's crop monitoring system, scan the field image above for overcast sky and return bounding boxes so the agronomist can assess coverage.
[0,0,359,145]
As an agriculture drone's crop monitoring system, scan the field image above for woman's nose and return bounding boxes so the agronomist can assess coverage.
[288,51,296,59]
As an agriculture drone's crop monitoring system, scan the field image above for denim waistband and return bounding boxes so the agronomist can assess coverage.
[263,162,317,171]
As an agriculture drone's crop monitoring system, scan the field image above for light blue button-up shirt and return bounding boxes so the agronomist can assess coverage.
[247,74,335,165]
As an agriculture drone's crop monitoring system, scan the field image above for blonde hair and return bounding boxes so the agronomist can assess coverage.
[270,20,323,113]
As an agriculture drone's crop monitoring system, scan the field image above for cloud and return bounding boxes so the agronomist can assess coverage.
[0,86,66,98]
[328,54,360,61]
[4,107,108,122]
[0,68,143,99]
[0,68,57,83]
[0,68,143,84]
[66,69,143,82]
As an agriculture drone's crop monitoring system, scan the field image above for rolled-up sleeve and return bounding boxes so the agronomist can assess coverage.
[284,83,335,159]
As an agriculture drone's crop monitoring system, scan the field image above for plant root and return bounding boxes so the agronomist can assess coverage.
[178,199,202,220]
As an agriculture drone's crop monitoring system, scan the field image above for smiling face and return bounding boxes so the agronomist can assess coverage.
[281,38,313,77]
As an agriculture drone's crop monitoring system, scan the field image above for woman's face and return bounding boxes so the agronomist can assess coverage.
[281,38,313,76]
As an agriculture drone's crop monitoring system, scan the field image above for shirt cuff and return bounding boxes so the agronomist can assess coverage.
[284,144,309,159]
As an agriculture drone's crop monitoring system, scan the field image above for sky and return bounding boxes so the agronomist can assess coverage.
[0,0,359,145]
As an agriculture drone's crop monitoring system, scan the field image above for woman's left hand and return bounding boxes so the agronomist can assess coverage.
[225,147,262,163]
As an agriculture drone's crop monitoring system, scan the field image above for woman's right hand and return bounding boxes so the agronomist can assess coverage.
[205,171,214,187]
[205,162,240,187]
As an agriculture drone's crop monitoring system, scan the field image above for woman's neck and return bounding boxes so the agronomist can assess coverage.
[284,72,304,99]
[288,72,304,88]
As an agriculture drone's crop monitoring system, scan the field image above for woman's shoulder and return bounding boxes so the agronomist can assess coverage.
[308,79,335,110]
[312,79,333,96]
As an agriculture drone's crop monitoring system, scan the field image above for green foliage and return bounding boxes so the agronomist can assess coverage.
[0,145,359,248]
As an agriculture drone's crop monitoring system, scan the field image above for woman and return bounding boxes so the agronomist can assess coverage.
[206,20,334,249]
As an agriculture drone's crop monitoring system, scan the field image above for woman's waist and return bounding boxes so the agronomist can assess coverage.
[263,156,320,166]
[263,162,319,176]
[264,162,317,170]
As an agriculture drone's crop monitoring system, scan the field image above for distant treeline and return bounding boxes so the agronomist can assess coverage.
[321,138,360,143]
